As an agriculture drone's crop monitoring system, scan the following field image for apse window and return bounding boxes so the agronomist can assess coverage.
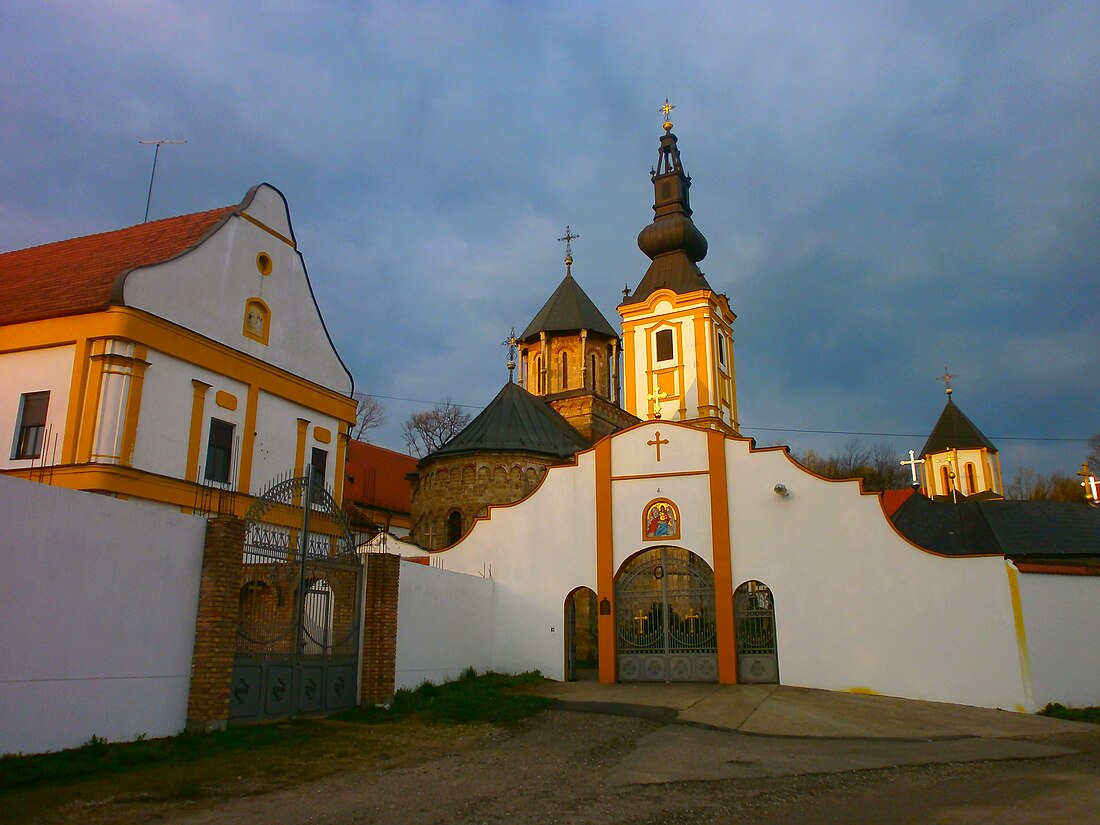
[242,298,270,345]
[11,391,49,459]
[204,419,234,483]
[655,328,674,363]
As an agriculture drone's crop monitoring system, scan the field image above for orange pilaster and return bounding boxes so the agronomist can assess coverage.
[595,438,616,683]
[708,431,737,683]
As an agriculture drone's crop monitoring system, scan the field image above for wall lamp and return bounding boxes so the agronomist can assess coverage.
[773,483,790,498]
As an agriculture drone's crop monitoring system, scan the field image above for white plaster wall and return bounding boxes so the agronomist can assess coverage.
[1016,570,1100,708]
[122,185,351,394]
[251,391,340,494]
[422,452,600,681]
[133,351,247,482]
[612,473,714,571]
[0,345,74,470]
[0,475,206,755]
[724,440,1029,711]
[395,562,494,689]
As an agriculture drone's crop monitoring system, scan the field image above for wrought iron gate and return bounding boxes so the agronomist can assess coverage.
[229,468,363,722]
[616,547,718,682]
[734,581,778,684]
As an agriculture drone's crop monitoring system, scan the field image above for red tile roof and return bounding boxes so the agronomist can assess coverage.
[0,204,237,327]
[881,487,918,517]
[344,440,417,515]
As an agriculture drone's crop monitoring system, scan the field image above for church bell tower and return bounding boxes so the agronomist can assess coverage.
[618,102,738,433]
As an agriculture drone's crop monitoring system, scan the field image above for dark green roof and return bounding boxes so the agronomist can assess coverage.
[891,495,1100,558]
[424,381,590,461]
[519,273,617,341]
[919,396,997,457]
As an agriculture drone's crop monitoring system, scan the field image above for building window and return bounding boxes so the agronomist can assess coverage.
[940,465,952,495]
[965,462,977,495]
[535,355,544,394]
[717,331,727,370]
[446,510,463,545]
[655,329,674,362]
[204,419,234,483]
[311,447,328,501]
[12,391,49,459]
[589,353,598,392]
[560,351,569,390]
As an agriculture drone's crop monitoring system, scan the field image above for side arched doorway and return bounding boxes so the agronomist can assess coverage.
[616,547,718,682]
[734,580,779,684]
[564,587,598,681]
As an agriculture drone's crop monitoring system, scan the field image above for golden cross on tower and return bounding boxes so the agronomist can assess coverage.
[501,326,519,382]
[660,98,675,131]
[647,430,669,462]
[937,366,958,395]
[558,225,579,274]
[647,385,669,419]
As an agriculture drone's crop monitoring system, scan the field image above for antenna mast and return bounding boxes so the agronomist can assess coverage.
[139,139,187,222]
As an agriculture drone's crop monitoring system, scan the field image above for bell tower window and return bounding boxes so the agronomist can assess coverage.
[655,328,674,363]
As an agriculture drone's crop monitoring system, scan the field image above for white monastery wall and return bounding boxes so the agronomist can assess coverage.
[1016,569,1100,709]
[0,475,206,755]
[0,345,73,470]
[723,440,1029,711]
[251,391,341,493]
[134,351,248,481]
[122,184,351,394]
[395,562,494,690]
[431,452,600,681]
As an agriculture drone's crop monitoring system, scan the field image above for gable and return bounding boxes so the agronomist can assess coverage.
[121,185,352,394]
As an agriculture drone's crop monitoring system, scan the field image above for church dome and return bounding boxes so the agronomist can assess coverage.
[637,213,708,262]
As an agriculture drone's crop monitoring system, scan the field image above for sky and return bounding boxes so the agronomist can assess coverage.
[2,1,1098,485]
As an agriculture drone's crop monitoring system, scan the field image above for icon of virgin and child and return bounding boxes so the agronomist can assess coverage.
[644,500,679,539]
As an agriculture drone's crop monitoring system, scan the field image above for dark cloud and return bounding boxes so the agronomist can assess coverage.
[2,1,1097,483]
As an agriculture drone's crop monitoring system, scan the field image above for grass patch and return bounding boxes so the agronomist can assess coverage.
[337,670,551,726]
[1038,703,1100,725]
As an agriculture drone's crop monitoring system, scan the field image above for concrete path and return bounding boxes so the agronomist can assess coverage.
[530,682,1094,785]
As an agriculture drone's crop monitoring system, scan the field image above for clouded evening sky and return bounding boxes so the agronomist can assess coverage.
[2,1,1097,484]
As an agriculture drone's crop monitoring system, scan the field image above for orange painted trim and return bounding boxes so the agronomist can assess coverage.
[239,210,296,247]
[75,339,107,463]
[119,346,149,465]
[595,438,616,684]
[184,380,211,483]
[332,421,348,504]
[313,425,332,444]
[294,418,310,476]
[215,390,238,411]
[1015,562,1100,576]
[237,383,259,494]
[62,337,91,463]
[707,431,737,684]
[611,469,710,481]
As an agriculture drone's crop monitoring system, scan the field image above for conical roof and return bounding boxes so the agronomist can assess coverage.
[424,381,590,461]
[919,396,998,457]
[519,272,617,341]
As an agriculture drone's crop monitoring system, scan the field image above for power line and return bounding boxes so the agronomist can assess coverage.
[355,393,1089,444]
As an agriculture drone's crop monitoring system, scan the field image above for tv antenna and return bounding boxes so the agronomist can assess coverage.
[139,139,187,222]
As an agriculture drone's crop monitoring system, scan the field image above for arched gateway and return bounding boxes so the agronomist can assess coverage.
[615,547,718,681]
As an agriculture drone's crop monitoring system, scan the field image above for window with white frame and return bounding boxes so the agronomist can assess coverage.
[11,391,49,460]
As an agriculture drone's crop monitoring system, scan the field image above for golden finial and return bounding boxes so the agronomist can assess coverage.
[660,98,675,132]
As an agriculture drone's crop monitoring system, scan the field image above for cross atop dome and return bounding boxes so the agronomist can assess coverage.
[661,98,675,132]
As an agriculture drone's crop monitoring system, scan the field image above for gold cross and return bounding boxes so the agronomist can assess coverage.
[937,366,958,395]
[684,609,700,633]
[647,386,668,419]
[660,98,675,131]
[1078,463,1099,502]
[633,611,648,632]
[647,431,669,462]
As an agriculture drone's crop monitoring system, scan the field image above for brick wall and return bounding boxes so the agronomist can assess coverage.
[361,552,401,705]
[186,516,245,733]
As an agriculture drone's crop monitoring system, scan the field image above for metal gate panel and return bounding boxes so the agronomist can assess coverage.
[735,582,779,684]
[616,548,718,682]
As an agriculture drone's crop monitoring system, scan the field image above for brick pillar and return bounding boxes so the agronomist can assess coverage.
[361,553,401,706]
[186,516,245,733]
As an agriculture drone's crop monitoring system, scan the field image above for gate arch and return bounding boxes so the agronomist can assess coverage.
[615,547,718,682]
[734,580,779,684]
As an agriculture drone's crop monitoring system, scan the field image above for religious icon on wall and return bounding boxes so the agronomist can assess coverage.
[643,498,680,541]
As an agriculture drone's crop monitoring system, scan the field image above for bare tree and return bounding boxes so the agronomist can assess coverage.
[1086,432,1100,470]
[350,392,385,441]
[1006,468,1084,501]
[401,398,471,457]
[795,440,908,491]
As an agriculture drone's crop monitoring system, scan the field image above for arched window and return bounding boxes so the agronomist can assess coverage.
[446,510,463,546]
[589,353,598,393]
[966,463,978,495]
[535,355,544,394]
[940,465,952,495]
[560,351,569,390]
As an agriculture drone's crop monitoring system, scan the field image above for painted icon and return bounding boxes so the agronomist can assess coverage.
[643,498,680,540]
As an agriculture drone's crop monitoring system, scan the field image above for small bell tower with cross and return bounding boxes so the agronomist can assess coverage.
[618,100,739,434]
